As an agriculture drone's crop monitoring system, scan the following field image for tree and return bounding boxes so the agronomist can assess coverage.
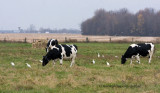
[137,13,144,35]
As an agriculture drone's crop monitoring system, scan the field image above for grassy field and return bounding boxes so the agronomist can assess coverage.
[0,42,160,93]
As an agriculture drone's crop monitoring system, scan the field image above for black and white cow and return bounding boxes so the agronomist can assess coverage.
[42,44,78,67]
[121,43,154,64]
[46,39,58,52]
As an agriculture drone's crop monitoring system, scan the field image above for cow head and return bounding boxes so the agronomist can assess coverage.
[42,56,49,66]
[43,48,61,66]
[121,55,126,64]
[46,39,58,52]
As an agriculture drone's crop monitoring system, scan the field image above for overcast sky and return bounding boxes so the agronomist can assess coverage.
[0,0,160,30]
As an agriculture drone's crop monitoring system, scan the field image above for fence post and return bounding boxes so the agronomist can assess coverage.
[109,37,111,43]
[86,37,89,43]
[33,39,35,43]
[24,37,27,43]
[132,38,134,43]
[65,37,67,43]
[4,37,6,42]
[156,38,159,44]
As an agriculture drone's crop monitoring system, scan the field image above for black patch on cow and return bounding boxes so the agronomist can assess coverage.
[137,43,151,56]
[55,40,58,45]
[51,39,58,46]
[62,45,72,57]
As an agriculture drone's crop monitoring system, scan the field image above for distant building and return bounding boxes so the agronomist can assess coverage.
[45,32,50,34]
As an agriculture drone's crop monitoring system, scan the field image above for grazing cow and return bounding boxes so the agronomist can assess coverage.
[121,43,154,64]
[46,39,58,52]
[42,44,78,67]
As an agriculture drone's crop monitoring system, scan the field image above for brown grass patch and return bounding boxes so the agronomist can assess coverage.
[0,33,160,43]
[57,74,78,88]
[32,39,47,48]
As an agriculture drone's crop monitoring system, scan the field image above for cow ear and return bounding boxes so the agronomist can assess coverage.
[55,39,58,45]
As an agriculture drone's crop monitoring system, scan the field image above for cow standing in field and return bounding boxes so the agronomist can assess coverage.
[46,39,58,52]
[121,43,155,64]
[42,44,78,67]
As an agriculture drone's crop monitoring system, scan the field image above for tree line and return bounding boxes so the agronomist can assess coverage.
[81,8,160,36]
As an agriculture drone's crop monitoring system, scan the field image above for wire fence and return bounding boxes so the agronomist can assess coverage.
[0,36,160,44]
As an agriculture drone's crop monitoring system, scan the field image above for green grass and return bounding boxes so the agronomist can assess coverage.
[0,42,160,93]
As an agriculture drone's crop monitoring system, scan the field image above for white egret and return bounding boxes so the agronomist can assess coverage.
[11,62,15,66]
[26,63,31,68]
[39,60,43,63]
[98,53,100,58]
[92,59,95,64]
[106,62,110,66]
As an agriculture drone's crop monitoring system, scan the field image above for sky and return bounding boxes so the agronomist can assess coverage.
[0,0,160,30]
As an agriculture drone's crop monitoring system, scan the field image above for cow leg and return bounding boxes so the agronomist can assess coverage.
[149,50,154,64]
[136,55,140,64]
[130,56,133,64]
[130,60,132,64]
[52,60,56,66]
[60,59,63,65]
[70,56,75,67]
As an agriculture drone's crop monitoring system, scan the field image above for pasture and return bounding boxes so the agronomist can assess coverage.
[0,42,160,93]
